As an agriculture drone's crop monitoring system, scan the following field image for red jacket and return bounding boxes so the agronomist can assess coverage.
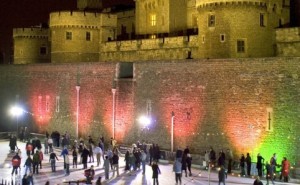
[282,160,290,177]
[12,155,21,167]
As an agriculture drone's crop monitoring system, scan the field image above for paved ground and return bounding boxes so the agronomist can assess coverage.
[0,140,299,185]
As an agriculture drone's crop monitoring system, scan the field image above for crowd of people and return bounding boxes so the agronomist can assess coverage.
[202,147,292,185]
[9,131,293,185]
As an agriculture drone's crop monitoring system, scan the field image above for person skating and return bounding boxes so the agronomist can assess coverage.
[11,152,21,176]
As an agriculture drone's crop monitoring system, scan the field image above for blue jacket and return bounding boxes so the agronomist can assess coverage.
[173,160,182,173]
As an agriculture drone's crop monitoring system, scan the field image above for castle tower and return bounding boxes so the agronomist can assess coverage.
[13,27,50,64]
[196,0,289,58]
[49,11,117,63]
[135,0,188,37]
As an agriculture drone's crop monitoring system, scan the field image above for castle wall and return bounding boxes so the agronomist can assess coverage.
[276,27,300,57]
[49,11,117,63]
[1,57,300,163]
[13,28,50,64]
[196,1,287,58]
[100,36,199,61]
[187,0,198,29]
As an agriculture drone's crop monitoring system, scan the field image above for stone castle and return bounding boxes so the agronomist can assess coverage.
[6,0,300,167]
[13,0,299,64]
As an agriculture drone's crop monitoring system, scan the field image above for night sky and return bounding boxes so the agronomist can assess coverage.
[0,0,134,64]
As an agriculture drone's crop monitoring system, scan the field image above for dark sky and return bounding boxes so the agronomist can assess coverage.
[0,0,134,64]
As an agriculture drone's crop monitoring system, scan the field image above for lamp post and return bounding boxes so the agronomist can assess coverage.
[76,85,80,139]
[171,111,175,153]
[10,106,23,137]
[112,88,116,139]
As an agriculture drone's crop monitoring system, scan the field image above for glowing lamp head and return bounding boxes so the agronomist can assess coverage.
[10,106,23,116]
[138,115,151,127]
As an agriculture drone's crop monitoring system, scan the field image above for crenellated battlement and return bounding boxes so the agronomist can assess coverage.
[13,28,49,39]
[49,11,117,28]
[196,0,268,8]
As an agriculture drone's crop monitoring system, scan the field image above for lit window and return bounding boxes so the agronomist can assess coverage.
[208,14,215,27]
[150,34,156,39]
[66,31,72,40]
[266,108,273,131]
[56,96,60,113]
[151,14,157,26]
[40,46,47,55]
[86,32,91,41]
[237,40,245,53]
[220,34,225,42]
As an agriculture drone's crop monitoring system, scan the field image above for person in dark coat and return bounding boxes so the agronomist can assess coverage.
[124,150,130,171]
[183,146,190,155]
[209,147,216,167]
[240,154,246,176]
[9,135,17,153]
[149,145,154,165]
[154,144,160,162]
[218,152,226,167]
[186,153,192,176]
[182,153,188,177]
[35,138,42,150]
[218,165,226,185]
[152,161,161,185]
[256,153,264,178]
[81,145,90,169]
[246,153,252,176]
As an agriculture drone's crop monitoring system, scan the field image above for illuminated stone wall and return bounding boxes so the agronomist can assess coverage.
[13,28,50,64]
[100,36,199,61]
[196,0,288,58]
[0,57,299,164]
[276,27,300,57]
[49,11,117,63]
[135,0,188,35]
[134,57,300,163]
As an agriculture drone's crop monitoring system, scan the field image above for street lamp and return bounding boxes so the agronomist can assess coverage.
[112,88,116,139]
[76,85,80,139]
[10,106,23,136]
[138,115,151,128]
[171,111,175,153]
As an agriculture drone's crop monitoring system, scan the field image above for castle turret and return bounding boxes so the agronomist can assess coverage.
[135,0,188,37]
[49,11,117,63]
[13,27,50,64]
[196,0,289,58]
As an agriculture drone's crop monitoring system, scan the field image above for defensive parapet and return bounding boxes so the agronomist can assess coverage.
[196,0,288,58]
[13,28,49,38]
[13,28,50,64]
[49,11,117,63]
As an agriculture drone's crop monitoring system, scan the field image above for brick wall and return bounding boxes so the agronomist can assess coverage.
[0,57,300,163]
